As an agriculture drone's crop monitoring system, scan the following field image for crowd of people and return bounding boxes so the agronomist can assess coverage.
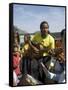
[12,21,66,86]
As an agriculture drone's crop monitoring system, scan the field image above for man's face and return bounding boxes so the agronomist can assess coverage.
[41,23,49,36]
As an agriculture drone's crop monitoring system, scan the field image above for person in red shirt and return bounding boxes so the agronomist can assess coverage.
[13,45,21,76]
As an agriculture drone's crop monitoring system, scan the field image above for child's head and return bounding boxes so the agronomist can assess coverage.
[13,45,19,52]
[24,33,30,43]
[61,29,66,46]
[14,38,18,45]
[61,29,66,51]
[14,32,20,44]
[40,21,49,36]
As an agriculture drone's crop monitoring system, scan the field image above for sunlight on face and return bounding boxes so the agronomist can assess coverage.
[41,23,49,36]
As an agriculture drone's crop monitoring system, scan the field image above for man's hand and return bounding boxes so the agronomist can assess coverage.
[28,41,40,53]
[48,49,55,56]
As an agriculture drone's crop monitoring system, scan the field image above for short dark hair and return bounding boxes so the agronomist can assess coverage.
[61,29,66,37]
[14,31,20,44]
[24,33,30,40]
[40,21,49,29]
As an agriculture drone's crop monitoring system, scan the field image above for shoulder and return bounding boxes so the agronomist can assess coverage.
[48,34,55,43]
[34,32,41,37]
[22,43,29,50]
[24,44,29,48]
[31,32,41,40]
[48,34,54,40]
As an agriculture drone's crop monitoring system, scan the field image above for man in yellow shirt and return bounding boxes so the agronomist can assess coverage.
[30,21,55,60]
[29,21,55,82]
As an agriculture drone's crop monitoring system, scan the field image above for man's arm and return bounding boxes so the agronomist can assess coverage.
[28,41,40,53]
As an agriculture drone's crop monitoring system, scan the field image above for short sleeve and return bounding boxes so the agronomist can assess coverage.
[49,36,55,49]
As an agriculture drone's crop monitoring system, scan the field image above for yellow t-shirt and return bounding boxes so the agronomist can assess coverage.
[31,32,55,56]
[22,43,29,54]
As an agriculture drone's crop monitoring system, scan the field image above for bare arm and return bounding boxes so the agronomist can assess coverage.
[28,41,40,53]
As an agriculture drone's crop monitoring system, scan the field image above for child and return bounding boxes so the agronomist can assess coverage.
[13,45,21,85]
[21,33,31,75]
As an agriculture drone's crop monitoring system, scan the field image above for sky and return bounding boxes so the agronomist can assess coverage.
[13,4,66,33]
